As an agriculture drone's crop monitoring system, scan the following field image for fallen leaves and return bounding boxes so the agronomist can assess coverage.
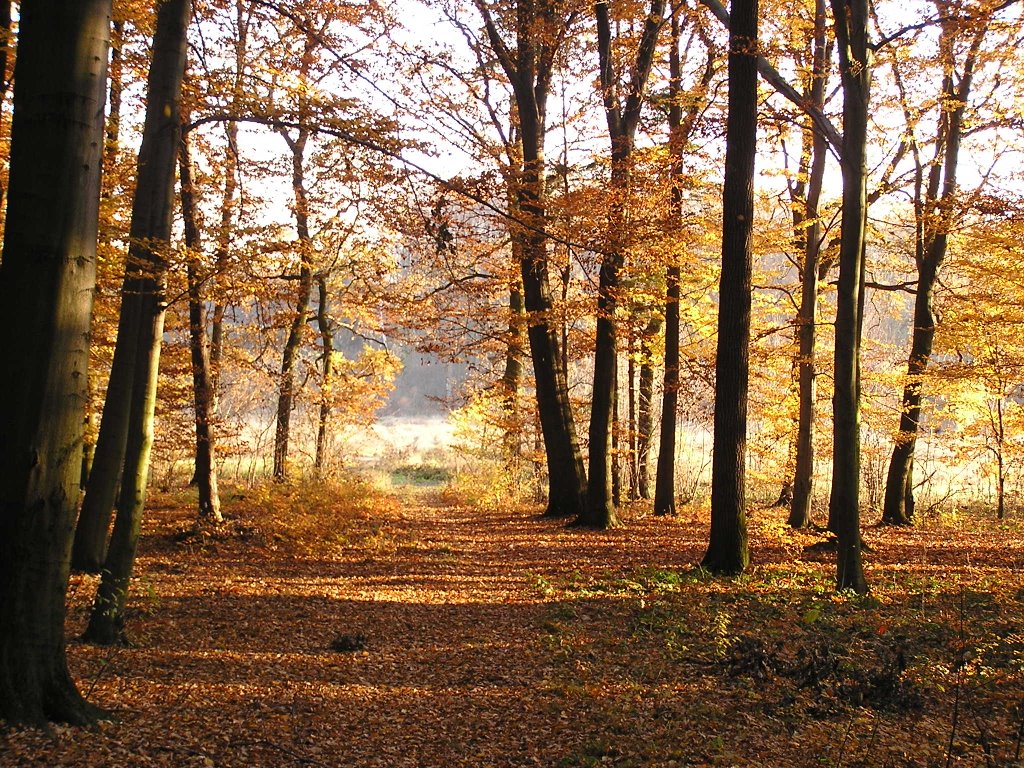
[3,485,1024,766]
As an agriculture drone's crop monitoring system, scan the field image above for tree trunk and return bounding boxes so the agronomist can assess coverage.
[501,281,525,461]
[78,17,124,494]
[314,276,333,476]
[210,118,239,394]
[272,127,313,482]
[0,0,110,725]
[655,10,712,517]
[789,0,829,529]
[179,124,222,522]
[476,0,588,517]
[828,0,870,594]
[882,15,984,527]
[581,0,665,529]
[83,297,166,645]
[83,0,193,642]
[627,333,639,500]
[638,317,661,499]
[702,0,756,575]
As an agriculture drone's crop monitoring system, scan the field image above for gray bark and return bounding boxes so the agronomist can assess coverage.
[0,0,110,724]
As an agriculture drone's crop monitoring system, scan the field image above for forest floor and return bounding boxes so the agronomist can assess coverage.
[4,478,1024,767]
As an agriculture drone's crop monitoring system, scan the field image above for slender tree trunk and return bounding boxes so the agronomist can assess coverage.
[83,0,193,642]
[627,332,639,499]
[79,18,126,493]
[179,124,222,522]
[828,0,870,594]
[71,17,134,571]
[702,0,756,575]
[789,0,830,529]
[882,16,984,526]
[273,127,313,482]
[83,296,166,645]
[476,1,588,517]
[582,0,665,529]
[210,1,248,391]
[502,281,525,461]
[638,317,661,499]
[0,0,110,724]
[210,120,238,393]
[655,10,712,516]
[314,276,333,476]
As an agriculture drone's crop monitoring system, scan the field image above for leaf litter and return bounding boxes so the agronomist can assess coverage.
[4,484,1024,767]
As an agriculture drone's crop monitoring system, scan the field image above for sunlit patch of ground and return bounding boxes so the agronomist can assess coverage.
[4,483,1024,767]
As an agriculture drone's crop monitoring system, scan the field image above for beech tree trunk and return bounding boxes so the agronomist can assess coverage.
[502,281,526,461]
[84,0,192,643]
[0,0,110,724]
[179,124,222,522]
[828,0,870,594]
[637,318,661,499]
[581,0,665,529]
[476,0,587,517]
[789,0,830,529]
[272,125,313,482]
[314,276,334,476]
[702,0,756,575]
[882,15,985,527]
[655,11,712,517]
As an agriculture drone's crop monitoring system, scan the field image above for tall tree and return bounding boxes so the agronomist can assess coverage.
[83,0,193,644]
[881,0,992,526]
[654,9,716,516]
[828,0,871,593]
[179,121,223,521]
[701,0,756,574]
[474,0,589,517]
[787,0,831,529]
[0,0,111,724]
[271,120,314,482]
[580,0,666,528]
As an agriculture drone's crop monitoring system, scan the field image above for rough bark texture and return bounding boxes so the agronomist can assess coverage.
[476,0,587,518]
[0,0,110,725]
[84,0,192,643]
[702,0,756,575]
[828,0,870,594]
[179,125,223,522]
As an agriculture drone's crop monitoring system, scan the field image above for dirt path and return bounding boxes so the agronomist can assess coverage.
[0,487,702,767]
[5,484,1024,766]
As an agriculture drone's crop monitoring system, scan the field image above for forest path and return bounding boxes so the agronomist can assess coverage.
[44,485,708,768]
[7,483,1024,767]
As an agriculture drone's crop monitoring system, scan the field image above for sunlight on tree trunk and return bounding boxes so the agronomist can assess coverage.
[702,0,756,575]
[0,0,110,724]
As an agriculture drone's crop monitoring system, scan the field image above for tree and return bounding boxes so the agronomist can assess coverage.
[827,0,871,593]
[0,0,111,724]
[83,0,192,645]
[881,0,996,526]
[179,120,223,521]
[474,0,589,517]
[654,7,717,517]
[580,0,666,529]
[700,0,756,574]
